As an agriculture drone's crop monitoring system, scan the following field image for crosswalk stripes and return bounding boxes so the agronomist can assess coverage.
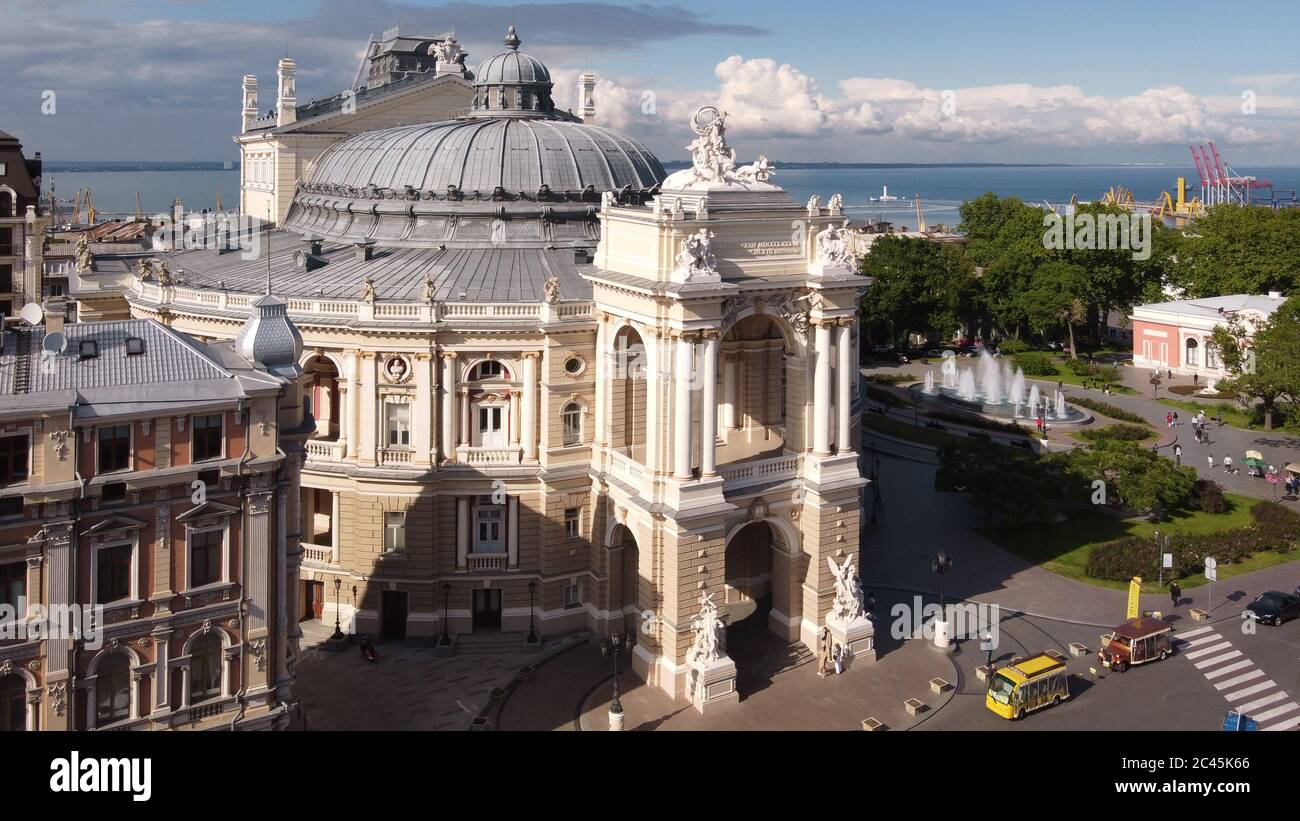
[1173,627,1300,731]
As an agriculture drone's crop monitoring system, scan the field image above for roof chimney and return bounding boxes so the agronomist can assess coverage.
[579,73,596,123]
[242,74,259,133]
[355,238,376,261]
[44,300,64,335]
[277,58,297,127]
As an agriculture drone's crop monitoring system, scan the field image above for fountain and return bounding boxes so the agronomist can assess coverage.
[958,368,977,401]
[907,349,1089,424]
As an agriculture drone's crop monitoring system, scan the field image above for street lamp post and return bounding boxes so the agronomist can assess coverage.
[601,632,627,731]
[330,577,344,640]
[440,583,450,645]
[527,581,538,643]
[930,551,954,652]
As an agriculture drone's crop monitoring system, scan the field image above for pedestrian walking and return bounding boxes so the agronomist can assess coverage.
[1193,373,1199,385]
[1166,411,1173,428]
[1224,455,1234,474]
[1169,581,1182,609]
[1173,411,1179,426]
[1173,444,1182,466]
[1208,454,1215,470]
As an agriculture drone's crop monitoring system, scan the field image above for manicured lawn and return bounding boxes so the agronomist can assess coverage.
[863,412,959,448]
[977,493,1287,593]
[1030,368,1137,394]
[1069,425,1159,445]
[1157,398,1254,429]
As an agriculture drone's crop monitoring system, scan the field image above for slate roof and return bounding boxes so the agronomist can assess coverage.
[161,235,593,302]
[1137,293,1287,319]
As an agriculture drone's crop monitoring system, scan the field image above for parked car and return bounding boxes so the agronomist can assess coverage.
[1243,591,1300,626]
[871,342,895,353]
[925,348,945,358]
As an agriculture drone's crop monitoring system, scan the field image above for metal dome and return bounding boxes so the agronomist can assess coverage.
[303,118,665,194]
[475,49,550,86]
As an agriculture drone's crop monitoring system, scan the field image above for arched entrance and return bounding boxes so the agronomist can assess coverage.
[303,354,341,440]
[723,522,773,629]
[611,523,640,636]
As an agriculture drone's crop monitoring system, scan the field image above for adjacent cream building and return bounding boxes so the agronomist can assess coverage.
[130,27,872,705]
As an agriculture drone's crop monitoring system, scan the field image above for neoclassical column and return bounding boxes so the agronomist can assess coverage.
[836,320,853,454]
[459,388,471,447]
[673,332,696,479]
[344,350,360,459]
[430,351,441,463]
[507,495,519,567]
[521,352,539,462]
[455,497,469,569]
[812,320,833,456]
[700,331,719,477]
[440,352,457,461]
[721,351,738,431]
[593,312,608,447]
[643,328,662,472]
[413,353,433,466]
[330,491,341,564]
[358,352,378,465]
[150,628,172,718]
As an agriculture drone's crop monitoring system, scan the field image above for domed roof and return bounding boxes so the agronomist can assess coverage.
[304,118,664,194]
[476,26,550,85]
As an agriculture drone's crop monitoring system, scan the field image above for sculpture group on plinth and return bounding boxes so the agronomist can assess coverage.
[687,592,725,667]
[673,228,718,280]
[683,106,777,186]
[814,222,854,270]
[821,554,876,672]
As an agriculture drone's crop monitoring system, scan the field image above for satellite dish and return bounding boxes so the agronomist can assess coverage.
[19,303,43,326]
[42,331,68,356]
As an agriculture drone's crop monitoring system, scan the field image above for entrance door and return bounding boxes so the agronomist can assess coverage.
[478,406,505,447]
[302,580,325,622]
[381,591,408,640]
[472,589,502,630]
[475,507,503,553]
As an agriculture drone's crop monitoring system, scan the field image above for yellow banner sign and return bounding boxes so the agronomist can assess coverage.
[1127,576,1143,620]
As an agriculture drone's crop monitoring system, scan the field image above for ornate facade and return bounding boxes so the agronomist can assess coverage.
[128,29,872,705]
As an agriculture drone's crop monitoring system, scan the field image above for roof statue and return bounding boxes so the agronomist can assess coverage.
[815,221,853,269]
[674,228,717,278]
[74,235,92,273]
[827,193,843,214]
[421,277,436,303]
[806,194,821,213]
[687,592,726,666]
[156,260,173,286]
[136,258,152,281]
[680,106,779,187]
[542,275,560,304]
[360,275,376,303]
[431,35,466,67]
[826,554,865,624]
[736,154,775,183]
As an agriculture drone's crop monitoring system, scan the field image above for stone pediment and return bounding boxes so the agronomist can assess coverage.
[80,515,148,538]
[176,501,240,522]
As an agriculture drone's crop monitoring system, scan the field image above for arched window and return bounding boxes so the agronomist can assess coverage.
[1185,337,1199,367]
[562,402,582,446]
[471,360,507,381]
[95,653,131,725]
[0,674,26,731]
[0,191,12,219]
[189,633,223,704]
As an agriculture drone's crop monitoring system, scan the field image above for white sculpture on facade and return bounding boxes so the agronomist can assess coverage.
[806,194,821,214]
[826,554,865,625]
[687,592,726,666]
[685,106,737,182]
[815,221,853,269]
[735,154,775,183]
[543,275,560,304]
[431,36,467,70]
[828,193,843,213]
[674,228,717,277]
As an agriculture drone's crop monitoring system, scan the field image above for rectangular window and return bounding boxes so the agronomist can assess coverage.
[189,529,223,588]
[384,511,407,552]
[192,414,223,462]
[96,543,133,603]
[474,507,502,552]
[0,435,29,485]
[0,264,11,293]
[562,405,581,446]
[0,562,25,614]
[564,507,580,539]
[0,227,11,257]
[477,406,504,447]
[563,582,581,609]
[97,425,131,474]
[386,402,410,447]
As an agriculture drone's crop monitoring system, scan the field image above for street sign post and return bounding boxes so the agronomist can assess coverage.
[1205,557,1217,615]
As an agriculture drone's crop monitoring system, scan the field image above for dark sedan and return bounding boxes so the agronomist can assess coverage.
[1244,591,1300,626]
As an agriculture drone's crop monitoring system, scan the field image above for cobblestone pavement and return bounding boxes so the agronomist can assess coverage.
[290,621,531,730]
[500,615,958,731]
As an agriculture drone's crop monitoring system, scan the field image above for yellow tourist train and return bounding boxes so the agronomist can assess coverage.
[985,653,1071,720]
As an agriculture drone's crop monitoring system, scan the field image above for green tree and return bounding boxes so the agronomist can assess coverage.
[1211,295,1300,429]
[1021,260,1088,359]
[1171,206,1300,297]
[1062,440,1197,516]
[860,235,978,345]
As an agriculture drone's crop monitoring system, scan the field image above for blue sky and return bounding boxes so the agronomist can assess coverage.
[5,0,1300,163]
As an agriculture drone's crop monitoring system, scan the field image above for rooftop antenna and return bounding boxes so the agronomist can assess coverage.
[265,203,273,295]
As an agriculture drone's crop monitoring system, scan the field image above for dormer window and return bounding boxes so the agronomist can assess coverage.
[125,337,145,356]
[79,339,99,359]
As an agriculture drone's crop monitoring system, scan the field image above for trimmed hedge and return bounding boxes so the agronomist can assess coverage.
[1014,352,1058,376]
[866,384,903,407]
[926,408,1027,435]
[1084,501,1300,581]
[1076,423,1151,442]
[865,372,916,385]
[1068,395,1150,425]
[998,339,1030,355]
